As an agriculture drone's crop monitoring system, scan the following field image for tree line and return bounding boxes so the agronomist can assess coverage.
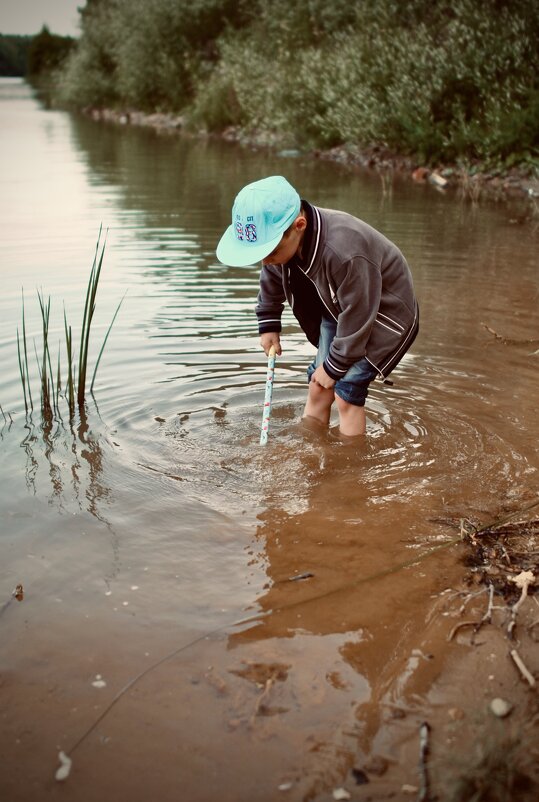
[0,27,74,79]
[7,0,539,168]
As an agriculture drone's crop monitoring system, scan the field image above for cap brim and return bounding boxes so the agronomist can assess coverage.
[216,225,284,267]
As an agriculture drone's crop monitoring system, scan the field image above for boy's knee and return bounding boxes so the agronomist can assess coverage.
[308,380,329,400]
[335,394,361,414]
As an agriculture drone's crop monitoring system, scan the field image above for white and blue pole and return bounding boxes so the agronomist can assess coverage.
[260,345,276,445]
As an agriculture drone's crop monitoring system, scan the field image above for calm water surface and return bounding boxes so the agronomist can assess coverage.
[1,79,538,800]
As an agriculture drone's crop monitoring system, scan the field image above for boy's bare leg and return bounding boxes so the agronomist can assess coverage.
[335,395,367,436]
[303,381,334,426]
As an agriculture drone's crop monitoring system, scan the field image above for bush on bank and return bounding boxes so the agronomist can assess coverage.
[56,0,539,169]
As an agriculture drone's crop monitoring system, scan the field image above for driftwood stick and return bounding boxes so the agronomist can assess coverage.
[509,649,536,688]
[457,587,487,615]
[417,722,432,802]
[481,583,495,624]
[474,500,539,536]
[448,586,495,642]
[250,676,276,726]
[480,322,539,346]
[447,621,477,642]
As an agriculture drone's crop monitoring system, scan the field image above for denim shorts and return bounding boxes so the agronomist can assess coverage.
[306,317,378,407]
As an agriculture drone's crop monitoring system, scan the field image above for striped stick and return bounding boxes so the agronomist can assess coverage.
[260,345,276,445]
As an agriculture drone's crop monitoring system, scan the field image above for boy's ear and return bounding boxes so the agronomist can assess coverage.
[295,214,307,232]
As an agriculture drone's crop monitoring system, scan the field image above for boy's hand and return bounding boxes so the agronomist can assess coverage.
[260,332,282,356]
[311,365,336,389]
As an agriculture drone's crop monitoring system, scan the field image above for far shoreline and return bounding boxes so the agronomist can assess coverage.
[81,104,539,217]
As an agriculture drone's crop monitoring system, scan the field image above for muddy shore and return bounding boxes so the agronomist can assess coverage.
[84,107,539,215]
[3,516,538,801]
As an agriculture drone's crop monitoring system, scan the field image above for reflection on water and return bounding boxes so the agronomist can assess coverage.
[19,409,111,518]
[1,79,538,800]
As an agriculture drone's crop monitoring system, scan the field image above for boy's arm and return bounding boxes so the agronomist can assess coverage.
[256,264,286,345]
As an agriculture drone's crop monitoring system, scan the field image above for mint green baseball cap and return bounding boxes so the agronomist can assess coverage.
[216,175,301,267]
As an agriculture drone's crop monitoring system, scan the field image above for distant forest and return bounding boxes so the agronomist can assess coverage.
[0,27,74,79]
[0,35,31,76]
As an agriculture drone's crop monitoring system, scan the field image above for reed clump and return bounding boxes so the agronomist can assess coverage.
[17,230,124,419]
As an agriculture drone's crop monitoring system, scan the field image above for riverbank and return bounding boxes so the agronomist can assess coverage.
[84,106,539,215]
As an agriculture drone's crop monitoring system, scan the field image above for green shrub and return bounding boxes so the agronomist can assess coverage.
[54,0,539,166]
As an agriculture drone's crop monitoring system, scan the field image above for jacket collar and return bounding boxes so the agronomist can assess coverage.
[289,200,322,274]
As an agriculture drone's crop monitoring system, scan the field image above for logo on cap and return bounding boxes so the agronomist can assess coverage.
[245,223,257,242]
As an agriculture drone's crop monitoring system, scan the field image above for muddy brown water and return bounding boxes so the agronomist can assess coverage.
[1,78,538,800]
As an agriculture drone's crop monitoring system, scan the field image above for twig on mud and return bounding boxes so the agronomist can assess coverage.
[508,571,535,638]
[417,722,432,802]
[482,583,495,625]
[474,499,539,536]
[509,648,536,688]
[447,620,478,642]
[457,587,488,615]
[249,674,277,727]
[480,322,539,346]
[448,584,496,642]
[460,517,478,543]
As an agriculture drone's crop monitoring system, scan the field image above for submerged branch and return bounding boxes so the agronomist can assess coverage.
[481,322,539,346]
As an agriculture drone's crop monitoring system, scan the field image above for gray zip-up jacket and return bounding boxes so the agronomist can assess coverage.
[256,201,418,380]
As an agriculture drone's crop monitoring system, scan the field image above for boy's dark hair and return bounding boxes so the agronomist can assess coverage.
[283,205,305,236]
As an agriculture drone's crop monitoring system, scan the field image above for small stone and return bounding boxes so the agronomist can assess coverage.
[332,789,351,801]
[55,751,72,781]
[448,707,465,721]
[490,698,512,718]
[278,782,293,791]
[402,785,419,794]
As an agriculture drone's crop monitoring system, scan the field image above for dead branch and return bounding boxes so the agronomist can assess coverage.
[250,675,276,726]
[481,322,539,346]
[481,583,495,624]
[457,587,488,615]
[448,584,496,642]
[417,722,432,802]
[447,621,478,642]
[509,649,536,688]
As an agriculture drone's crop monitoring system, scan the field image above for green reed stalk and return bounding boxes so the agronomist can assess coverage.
[22,290,33,411]
[16,328,28,414]
[90,290,126,394]
[78,228,106,407]
[17,290,33,414]
[64,309,75,415]
[37,289,53,414]
[56,344,62,415]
